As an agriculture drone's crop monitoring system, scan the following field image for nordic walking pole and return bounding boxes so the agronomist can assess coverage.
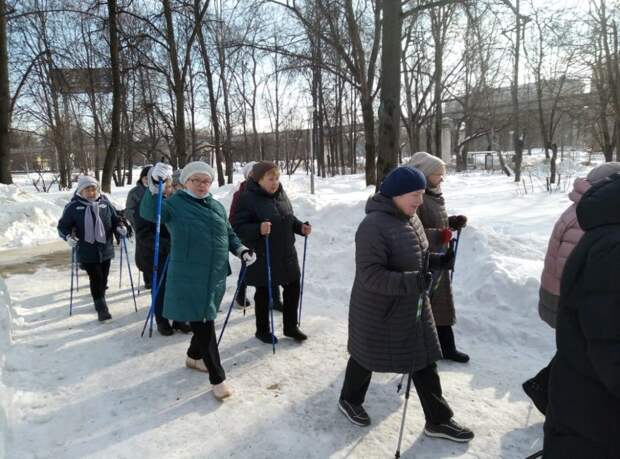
[75,253,79,292]
[121,237,138,312]
[297,221,309,326]
[265,227,276,354]
[145,179,164,337]
[395,252,430,458]
[218,263,248,345]
[69,247,75,316]
[525,451,543,459]
[450,229,462,283]
[141,256,170,337]
[119,235,123,288]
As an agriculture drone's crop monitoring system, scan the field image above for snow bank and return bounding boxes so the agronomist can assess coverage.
[0,277,12,458]
[0,184,70,250]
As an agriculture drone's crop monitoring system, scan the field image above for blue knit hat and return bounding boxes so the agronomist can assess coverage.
[379,166,427,197]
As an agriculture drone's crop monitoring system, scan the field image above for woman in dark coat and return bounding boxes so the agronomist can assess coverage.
[233,161,311,344]
[407,151,469,363]
[134,176,191,336]
[543,172,620,458]
[338,166,473,443]
[57,175,127,322]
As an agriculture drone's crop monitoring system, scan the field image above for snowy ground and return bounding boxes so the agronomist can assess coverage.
[0,166,591,458]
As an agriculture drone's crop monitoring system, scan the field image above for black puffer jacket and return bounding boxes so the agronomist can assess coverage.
[232,179,304,287]
[348,193,442,374]
[57,194,120,264]
[544,173,620,459]
[134,193,171,273]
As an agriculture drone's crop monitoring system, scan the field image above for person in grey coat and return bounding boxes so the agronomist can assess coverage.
[338,166,474,443]
[125,165,152,287]
[125,165,152,228]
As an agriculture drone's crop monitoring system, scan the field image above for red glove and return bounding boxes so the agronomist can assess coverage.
[441,228,453,245]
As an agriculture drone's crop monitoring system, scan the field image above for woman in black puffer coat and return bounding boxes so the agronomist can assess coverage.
[543,172,620,458]
[233,162,311,344]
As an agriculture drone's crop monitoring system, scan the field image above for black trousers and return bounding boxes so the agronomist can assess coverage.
[236,282,282,304]
[82,259,111,301]
[254,279,300,334]
[186,321,226,385]
[144,266,168,325]
[340,357,454,425]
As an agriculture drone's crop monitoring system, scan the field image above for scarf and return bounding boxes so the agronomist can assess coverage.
[83,198,107,244]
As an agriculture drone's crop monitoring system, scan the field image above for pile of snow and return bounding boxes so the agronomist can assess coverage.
[0,277,12,458]
[0,184,71,250]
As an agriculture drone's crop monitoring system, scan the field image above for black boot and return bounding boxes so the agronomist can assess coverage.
[255,331,279,344]
[172,321,192,334]
[94,298,112,322]
[157,321,174,336]
[437,326,469,363]
[255,294,278,344]
[523,364,550,415]
[283,299,307,342]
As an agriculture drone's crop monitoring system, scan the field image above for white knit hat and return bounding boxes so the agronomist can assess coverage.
[586,162,620,184]
[76,175,99,194]
[180,161,216,184]
[242,161,257,180]
[407,151,446,177]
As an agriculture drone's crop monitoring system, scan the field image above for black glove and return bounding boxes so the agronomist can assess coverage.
[448,215,467,231]
[429,247,455,271]
[416,271,433,292]
[116,214,134,239]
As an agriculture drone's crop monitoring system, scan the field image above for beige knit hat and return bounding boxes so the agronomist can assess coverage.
[406,151,446,177]
[586,162,620,184]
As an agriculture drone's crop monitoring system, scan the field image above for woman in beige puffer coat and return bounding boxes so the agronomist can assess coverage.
[406,152,469,363]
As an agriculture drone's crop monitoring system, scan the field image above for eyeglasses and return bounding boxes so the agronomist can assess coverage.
[189,178,212,186]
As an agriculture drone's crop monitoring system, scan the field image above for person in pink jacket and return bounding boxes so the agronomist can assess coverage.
[523,161,620,414]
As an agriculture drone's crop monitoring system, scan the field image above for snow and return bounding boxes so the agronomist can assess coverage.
[0,165,595,458]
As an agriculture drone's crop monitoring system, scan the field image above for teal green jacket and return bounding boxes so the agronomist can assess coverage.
[140,190,242,322]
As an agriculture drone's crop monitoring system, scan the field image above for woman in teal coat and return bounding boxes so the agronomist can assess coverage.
[141,161,256,400]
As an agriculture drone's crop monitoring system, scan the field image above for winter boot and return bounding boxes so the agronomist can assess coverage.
[157,321,174,336]
[255,331,278,344]
[172,321,192,334]
[94,298,112,322]
[437,325,469,363]
[522,365,550,415]
[283,299,307,341]
[424,419,474,442]
[235,297,251,309]
[212,381,233,400]
[338,398,371,426]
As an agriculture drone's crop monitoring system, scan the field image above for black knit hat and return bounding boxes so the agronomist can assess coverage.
[139,165,153,180]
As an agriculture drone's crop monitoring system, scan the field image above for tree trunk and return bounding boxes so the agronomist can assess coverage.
[0,0,11,184]
[512,0,523,182]
[360,95,376,186]
[376,1,401,186]
[102,0,121,193]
